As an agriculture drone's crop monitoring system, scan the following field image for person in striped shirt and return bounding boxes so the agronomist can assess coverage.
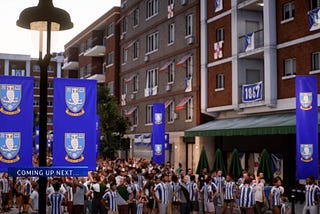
[102,182,118,214]
[154,174,169,214]
[189,175,199,214]
[171,174,180,213]
[302,175,320,214]
[238,177,255,214]
[213,169,225,207]
[201,176,218,214]
[48,181,66,214]
[222,174,236,214]
[1,172,10,212]
[269,176,284,214]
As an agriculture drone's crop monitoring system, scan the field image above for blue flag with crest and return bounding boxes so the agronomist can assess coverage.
[53,78,97,170]
[151,103,165,164]
[0,76,33,171]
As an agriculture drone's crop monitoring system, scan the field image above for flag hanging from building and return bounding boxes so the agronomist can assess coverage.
[214,41,223,59]
[185,76,192,92]
[152,103,165,164]
[167,4,174,19]
[215,0,223,12]
[53,78,97,170]
[0,76,33,171]
[296,76,318,179]
[309,8,320,31]
[245,32,255,52]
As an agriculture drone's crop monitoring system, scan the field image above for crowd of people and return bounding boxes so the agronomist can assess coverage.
[0,157,319,214]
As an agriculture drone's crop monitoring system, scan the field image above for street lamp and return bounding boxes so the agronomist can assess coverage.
[17,1,73,213]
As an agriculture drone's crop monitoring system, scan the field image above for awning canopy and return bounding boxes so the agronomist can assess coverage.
[185,112,318,137]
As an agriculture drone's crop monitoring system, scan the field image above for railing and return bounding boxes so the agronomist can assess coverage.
[238,29,264,53]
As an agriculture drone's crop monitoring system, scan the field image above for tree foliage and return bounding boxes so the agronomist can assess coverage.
[97,87,130,158]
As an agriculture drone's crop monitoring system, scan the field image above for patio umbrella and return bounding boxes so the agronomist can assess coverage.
[212,148,226,176]
[196,147,210,174]
[258,149,272,182]
[228,148,243,180]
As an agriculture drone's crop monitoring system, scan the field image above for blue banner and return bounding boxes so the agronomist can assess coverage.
[53,78,97,170]
[0,76,33,171]
[242,81,263,103]
[152,103,165,164]
[8,166,88,177]
[296,76,318,179]
[96,115,100,158]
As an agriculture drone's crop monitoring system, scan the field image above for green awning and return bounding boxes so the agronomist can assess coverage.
[185,112,320,137]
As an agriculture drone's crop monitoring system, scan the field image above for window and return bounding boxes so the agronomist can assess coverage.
[284,58,296,76]
[133,75,139,92]
[32,65,40,72]
[312,52,320,71]
[167,101,175,123]
[310,0,320,10]
[168,0,174,5]
[122,48,128,64]
[216,27,224,42]
[216,74,224,89]
[107,23,114,37]
[133,8,139,27]
[168,62,175,83]
[47,65,54,72]
[146,32,159,53]
[34,82,40,88]
[186,55,193,77]
[186,14,193,37]
[146,105,153,124]
[80,43,85,54]
[48,82,53,89]
[86,38,92,49]
[108,81,114,95]
[122,17,127,34]
[168,23,175,44]
[133,41,139,59]
[122,78,127,95]
[86,64,92,76]
[146,68,158,89]
[282,2,295,21]
[33,99,39,107]
[80,67,85,78]
[185,98,193,121]
[133,108,138,126]
[146,0,159,19]
[107,52,114,66]
[47,100,53,107]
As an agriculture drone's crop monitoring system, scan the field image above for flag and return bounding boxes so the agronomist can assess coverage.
[0,76,33,171]
[176,96,192,110]
[53,78,97,170]
[164,100,173,108]
[176,54,192,67]
[125,74,136,83]
[253,153,260,174]
[152,103,165,164]
[143,134,151,145]
[125,41,136,51]
[245,32,255,52]
[168,4,174,19]
[296,76,318,179]
[185,76,192,92]
[134,134,143,146]
[215,0,223,12]
[214,41,223,59]
[125,106,137,117]
[144,86,158,97]
[309,8,320,31]
[121,94,126,106]
[159,61,173,72]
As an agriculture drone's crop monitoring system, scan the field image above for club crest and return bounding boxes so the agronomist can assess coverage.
[155,144,162,156]
[0,84,21,115]
[65,87,86,116]
[155,113,162,124]
[65,133,85,163]
[300,144,313,162]
[299,92,313,110]
[0,132,20,163]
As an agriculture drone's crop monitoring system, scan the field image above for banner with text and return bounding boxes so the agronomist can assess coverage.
[296,76,318,179]
[242,81,263,103]
[53,78,97,170]
[0,76,33,171]
[152,103,165,164]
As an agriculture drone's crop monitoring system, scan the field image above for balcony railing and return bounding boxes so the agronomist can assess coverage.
[238,29,264,53]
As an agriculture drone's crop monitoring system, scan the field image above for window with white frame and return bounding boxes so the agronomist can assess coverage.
[48,82,53,89]
[186,55,193,77]
[122,78,127,95]
[133,75,139,92]
[133,41,139,59]
[107,23,114,37]
[146,105,153,124]
[168,23,175,44]
[310,0,320,10]
[167,101,175,123]
[168,62,175,83]
[312,52,320,71]
[47,100,53,107]
[186,14,193,37]
[122,48,128,64]
[108,81,114,95]
[80,67,85,78]
[34,82,40,88]
[282,2,295,21]
[168,0,174,5]
[146,0,159,20]
[185,98,193,121]
[122,17,127,34]
[216,74,224,89]
[133,8,139,27]
[216,27,224,42]
[86,64,92,76]
[146,32,159,53]
[146,68,158,89]
[32,65,40,72]
[132,108,138,126]
[107,52,114,66]
[284,58,296,76]
[33,99,39,107]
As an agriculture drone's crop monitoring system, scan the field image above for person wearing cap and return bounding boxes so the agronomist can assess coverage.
[102,182,118,214]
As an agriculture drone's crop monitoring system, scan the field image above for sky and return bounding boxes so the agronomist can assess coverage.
[0,0,120,58]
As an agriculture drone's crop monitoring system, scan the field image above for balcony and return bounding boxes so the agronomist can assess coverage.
[62,57,79,70]
[238,0,264,11]
[238,29,264,59]
[87,74,105,84]
[83,36,105,57]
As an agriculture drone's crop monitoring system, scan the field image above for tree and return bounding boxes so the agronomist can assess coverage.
[97,87,130,158]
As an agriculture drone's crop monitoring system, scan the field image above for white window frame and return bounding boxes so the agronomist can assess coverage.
[167,101,175,123]
[133,41,139,60]
[168,62,175,84]
[216,27,224,42]
[133,8,140,27]
[107,52,114,66]
[133,75,139,93]
[146,105,153,125]
[33,99,40,107]
[122,78,128,95]
[185,14,193,37]
[186,55,193,77]
[107,23,114,38]
[168,23,175,45]
[32,65,40,72]
[146,68,158,89]
[310,0,320,10]
[185,98,193,122]
[284,58,296,76]
[133,108,138,126]
[216,74,224,91]
[146,0,159,20]
[168,0,174,5]
[146,32,159,54]
[312,52,320,71]
[122,48,128,64]
[282,2,295,21]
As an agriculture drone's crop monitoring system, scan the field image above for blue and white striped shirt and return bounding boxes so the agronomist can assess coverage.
[305,184,320,206]
[213,176,225,193]
[171,181,179,202]
[154,182,169,204]
[103,190,118,212]
[48,192,64,214]
[270,186,284,206]
[188,181,198,201]
[136,203,144,214]
[224,181,236,200]
[201,182,217,202]
[239,184,255,208]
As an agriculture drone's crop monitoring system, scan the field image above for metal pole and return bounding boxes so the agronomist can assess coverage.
[38,21,51,214]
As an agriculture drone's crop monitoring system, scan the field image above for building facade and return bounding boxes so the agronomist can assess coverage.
[187,0,320,186]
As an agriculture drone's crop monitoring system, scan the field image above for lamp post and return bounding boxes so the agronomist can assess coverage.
[17,1,73,213]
